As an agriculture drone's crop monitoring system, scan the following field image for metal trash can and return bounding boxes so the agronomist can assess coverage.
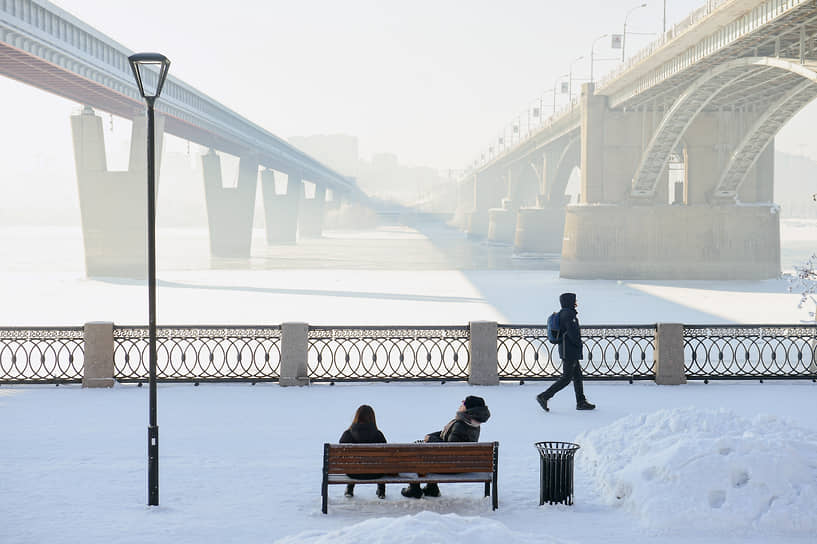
[534,441,580,505]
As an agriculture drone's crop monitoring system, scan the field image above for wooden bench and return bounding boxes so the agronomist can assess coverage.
[321,442,499,513]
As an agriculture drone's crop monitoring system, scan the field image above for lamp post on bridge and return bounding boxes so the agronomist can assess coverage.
[568,55,584,103]
[590,34,610,84]
[128,51,171,508]
[552,72,569,114]
[622,3,648,62]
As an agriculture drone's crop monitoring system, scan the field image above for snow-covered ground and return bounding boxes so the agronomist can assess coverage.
[2,221,816,543]
[2,381,815,544]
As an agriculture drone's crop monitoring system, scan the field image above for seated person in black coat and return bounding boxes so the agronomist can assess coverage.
[339,404,388,499]
[401,395,491,499]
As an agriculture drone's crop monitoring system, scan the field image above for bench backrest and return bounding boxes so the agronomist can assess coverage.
[324,442,497,475]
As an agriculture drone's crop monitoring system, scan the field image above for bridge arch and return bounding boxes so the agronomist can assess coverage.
[545,136,580,204]
[630,57,817,199]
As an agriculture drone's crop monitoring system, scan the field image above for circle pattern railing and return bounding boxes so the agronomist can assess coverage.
[113,326,282,382]
[0,327,84,383]
[307,326,470,381]
[684,325,817,379]
[498,325,657,380]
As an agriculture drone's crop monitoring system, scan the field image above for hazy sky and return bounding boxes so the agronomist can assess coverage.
[3,0,817,180]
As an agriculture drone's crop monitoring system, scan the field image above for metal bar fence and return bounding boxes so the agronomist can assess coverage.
[684,324,817,380]
[3,324,817,384]
[307,326,470,382]
[498,325,657,381]
[0,327,84,384]
[113,326,282,383]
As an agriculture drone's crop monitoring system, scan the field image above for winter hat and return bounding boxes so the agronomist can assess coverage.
[463,395,486,410]
[559,292,576,309]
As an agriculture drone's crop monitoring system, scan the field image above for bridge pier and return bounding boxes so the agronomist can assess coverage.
[298,183,326,237]
[261,169,301,244]
[466,173,504,239]
[71,107,163,278]
[202,150,258,258]
[513,204,566,254]
[560,204,780,279]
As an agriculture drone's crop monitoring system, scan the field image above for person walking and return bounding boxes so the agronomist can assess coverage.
[401,395,491,499]
[339,404,388,499]
[536,292,596,412]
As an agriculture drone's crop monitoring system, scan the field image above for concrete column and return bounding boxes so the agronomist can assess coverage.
[298,183,326,238]
[466,173,503,239]
[580,83,607,204]
[202,150,258,257]
[261,169,301,244]
[71,108,164,278]
[82,321,114,388]
[280,322,309,386]
[468,321,498,385]
[513,205,566,254]
[654,323,687,385]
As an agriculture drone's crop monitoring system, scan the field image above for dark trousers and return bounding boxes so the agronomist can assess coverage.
[542,359,586,403]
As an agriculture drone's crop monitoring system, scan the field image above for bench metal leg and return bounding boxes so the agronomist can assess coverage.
[321,475,329,514]
[492,479,498,510]
[484,481,490,497]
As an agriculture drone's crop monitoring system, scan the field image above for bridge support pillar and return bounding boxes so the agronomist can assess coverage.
[487,201,516,244]
[298,183,326,237]
[466,174,503,239]
[261,169,301,244]
[71,107,163,278]
[513,205,566,254]
[560,204,780,279]
[202,150,258,258]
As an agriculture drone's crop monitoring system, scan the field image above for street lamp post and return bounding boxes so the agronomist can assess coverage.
[552,73,569,113]
[622,3,648,62]
[128,52,171,507]
[568,55,584,101]
[590,34,610,83]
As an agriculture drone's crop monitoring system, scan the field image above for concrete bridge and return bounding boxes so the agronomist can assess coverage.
[457,0,817,279]
[0,0,366,277]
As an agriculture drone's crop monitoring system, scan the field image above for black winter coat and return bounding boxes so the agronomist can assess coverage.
[426,405,491,443]
[339,423,386,445]
[339,422,387,480]
[557,296,584,361]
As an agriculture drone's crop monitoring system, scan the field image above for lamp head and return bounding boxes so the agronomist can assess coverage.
[128,53,171,100]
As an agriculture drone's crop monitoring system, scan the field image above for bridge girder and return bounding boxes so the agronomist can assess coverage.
[631,56,817,199]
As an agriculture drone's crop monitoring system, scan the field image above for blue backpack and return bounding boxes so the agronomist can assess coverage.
[546,311,561,344]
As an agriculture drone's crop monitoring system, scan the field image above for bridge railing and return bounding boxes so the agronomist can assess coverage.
[2,322,816,384]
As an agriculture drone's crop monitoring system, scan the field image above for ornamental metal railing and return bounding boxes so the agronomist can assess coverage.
[113,326,281,383]
[684,324,817,380]
[0,327,84,384]
[497,325,657,381]
[307,326,470,382]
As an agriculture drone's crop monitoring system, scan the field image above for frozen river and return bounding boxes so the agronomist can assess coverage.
[0,219,814,326]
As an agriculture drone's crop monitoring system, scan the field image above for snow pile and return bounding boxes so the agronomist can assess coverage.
[274,511,551,544]
[577,407,817,535]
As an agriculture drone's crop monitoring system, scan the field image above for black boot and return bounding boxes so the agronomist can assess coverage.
[376,483,386,499]
[401,483,422,499]
[536,392,550,412]
[422,483,440,497]
[576,399,596,410]
[345,484,355,497]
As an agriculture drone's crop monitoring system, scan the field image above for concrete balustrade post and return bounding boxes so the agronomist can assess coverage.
[82,321,114,388]
[280,322,310,386]
[469,321,499,385]
[654,323,687,385]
